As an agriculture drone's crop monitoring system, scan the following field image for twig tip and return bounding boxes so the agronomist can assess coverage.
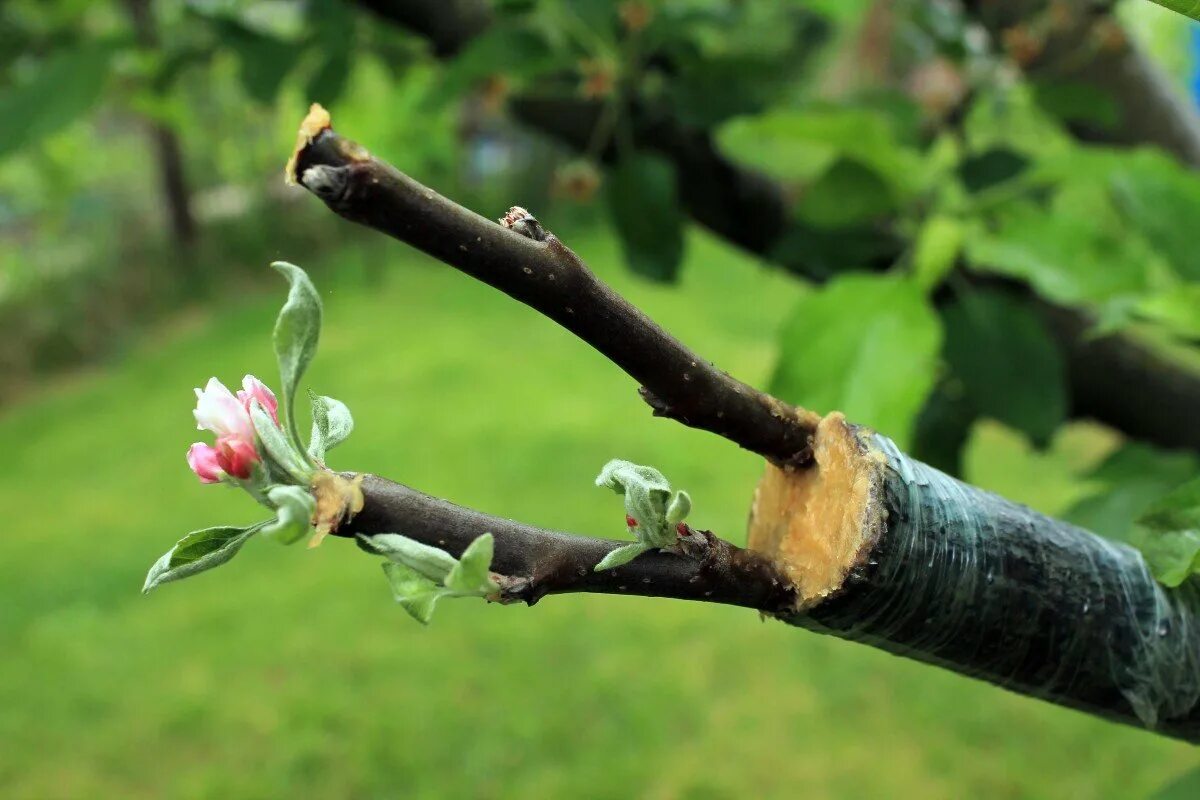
[285,102,333,185]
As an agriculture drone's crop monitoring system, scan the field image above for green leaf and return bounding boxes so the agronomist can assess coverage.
[1067,444,1197,542]
[910,381,977,476]
[595,459,676,547]
[964,197,1154,306]
[957,148,1029,194]
[260,486,315,545]
[143,524,263,593]
[941,288,1066,446]
[1134,286,1200,340]
[606,153,686,282]
[218,20,303,104]
[0,44,112,159]
[365,533,457,583]
[716,107,922,194]
[771,274,942,448]
[911,214,964,291]
[1140,476,1200,533]
[438,24,561,97]
[794,158,896,228]
[308,392,354,464]
[250,401,312,483]
[594,543,651,572]
[444,534,499,594]
[1030,81,1118,132]
[1146,1,1200,25]
[1110,150,1200,282]
[1139,528,1200,588]
[306,49,352,107]
[382,562,451,625]
[272,262,323,455]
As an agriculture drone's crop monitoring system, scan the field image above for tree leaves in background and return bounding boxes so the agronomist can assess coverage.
[1067,444,1198,541]
[606,153,685,282]
[0,44,112,159]
[1110,150,1200,282]
[911,379,978,476]
[716,107,921,195]
[1066,444,1200,586]
[304,0,357,106]
[217,19,304,105]
[437,23,560,99]
[911,214,964,291]
[957,148,1029,194]
[771,274,941,448]
[794,157,897,228]
[941,288,1066,446]
[964,200,1153,307]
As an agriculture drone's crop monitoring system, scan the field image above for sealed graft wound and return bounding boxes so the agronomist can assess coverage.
[749,410,1200,740]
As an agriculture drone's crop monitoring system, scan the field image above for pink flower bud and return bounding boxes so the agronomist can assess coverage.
[193,378,254,440]
[216,435,259,480]
[237,374,279,424]
[187,442,225,484]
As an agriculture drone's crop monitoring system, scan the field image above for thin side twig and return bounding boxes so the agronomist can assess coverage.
[337,474,799,612]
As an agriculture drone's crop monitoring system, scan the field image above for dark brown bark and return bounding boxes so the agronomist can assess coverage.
[340,475,798,612]
[292,125,817,467]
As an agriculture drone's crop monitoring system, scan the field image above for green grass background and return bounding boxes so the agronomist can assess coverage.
[1,227,1195,798]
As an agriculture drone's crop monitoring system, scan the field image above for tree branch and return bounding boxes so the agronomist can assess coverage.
[290,119,816,467]
[338,474,798,611]
[355,0,1200,457]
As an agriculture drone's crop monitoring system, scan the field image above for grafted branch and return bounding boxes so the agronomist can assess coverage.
[290,111,1200,742]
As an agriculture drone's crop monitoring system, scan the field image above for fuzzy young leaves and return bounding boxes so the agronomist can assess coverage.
[143,523,263,593]
[444,534,500,595]
[771,274,941,448]
[308,392,354,464]
[594,543,652,572]
[382,562,450,625]
[367,533,457,582]
[370,533,499,624]
[260,486,316,545]
[272,262,323,455]
[594,460,691,571]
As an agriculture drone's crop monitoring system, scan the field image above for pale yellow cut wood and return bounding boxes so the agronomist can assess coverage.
[748,412,887,609]
[285,103,333,185]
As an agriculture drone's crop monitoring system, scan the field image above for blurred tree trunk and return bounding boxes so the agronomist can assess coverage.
[123,0,199,268]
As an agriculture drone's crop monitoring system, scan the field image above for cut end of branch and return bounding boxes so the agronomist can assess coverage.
[286,103,333,185]
[747,413,887,609]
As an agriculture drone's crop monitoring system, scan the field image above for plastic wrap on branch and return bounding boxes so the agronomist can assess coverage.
[749,414,1200,740]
